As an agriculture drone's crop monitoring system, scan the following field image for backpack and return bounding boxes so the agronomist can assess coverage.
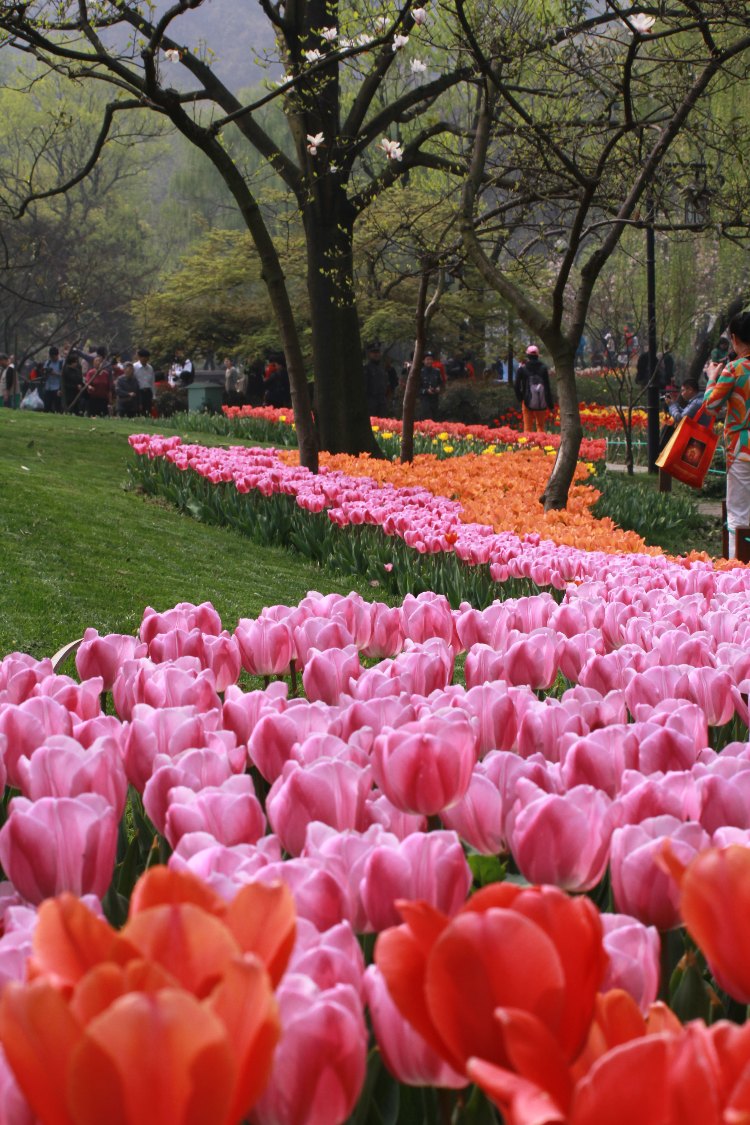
[526,369,547,411]
[446,357,465,380]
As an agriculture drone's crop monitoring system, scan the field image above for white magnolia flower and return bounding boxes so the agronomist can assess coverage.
[321,26,338,41]
[307,132,325,154]
[164,48,181,62]
[339,36,354,48]
[380,137,403,160]
[410,58,427,74]
[304,48,324,63]
[374,15,390,32]
[392,34,409,50]
[356,32,374,47]
[275,72,292,86]
[412,7,427,25]
[625,13,656,34]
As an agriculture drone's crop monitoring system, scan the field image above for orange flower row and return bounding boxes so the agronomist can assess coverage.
[278,449,656,556]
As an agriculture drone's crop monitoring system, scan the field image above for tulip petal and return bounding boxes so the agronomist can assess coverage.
[0,979,81,1125]
[70,960,178,1024]
[123,903,242,999]
[570,1035,671,1125]
[29,895,137,987]
[425,910,565,1071]
[467,1056,566,1125]
[207,957,280,1121]
[224,881,296,986]
[67,990,236,1125]
[375,902,451,1065]
[128,865,226,916]
[678,847,750,1003]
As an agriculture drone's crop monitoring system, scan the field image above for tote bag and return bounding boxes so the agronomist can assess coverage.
[656,405,718,489]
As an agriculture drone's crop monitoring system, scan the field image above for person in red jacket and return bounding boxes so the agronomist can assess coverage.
[83,347,113,416]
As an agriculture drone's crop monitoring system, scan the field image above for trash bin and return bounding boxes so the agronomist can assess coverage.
[187,382,224,414]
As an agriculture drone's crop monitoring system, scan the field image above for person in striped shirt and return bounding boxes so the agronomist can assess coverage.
[703,311,750,559]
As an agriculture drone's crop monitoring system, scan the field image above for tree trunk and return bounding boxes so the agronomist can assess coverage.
[401,264,443,463]
[686,294,747,385]
[303,200,381,456]
[541,346,582,510]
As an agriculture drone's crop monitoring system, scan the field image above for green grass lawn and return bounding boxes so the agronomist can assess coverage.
[0,412,377,658]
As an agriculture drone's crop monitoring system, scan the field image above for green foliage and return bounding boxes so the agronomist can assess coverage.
[593,471,709,554]
[0,412,380,658]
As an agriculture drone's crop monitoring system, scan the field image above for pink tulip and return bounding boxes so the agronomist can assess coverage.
[515,699,586,762]
[507,782,613,892]
[600,913,661,1013]
[440,760,506,854]
[578,646,656,694]
[359,830,471,932]
[498,628,562,690]
[560,726,640,797]
[75,629,147,690]
[139,600,222,644]
[142,746,240,833]
[221,680,286,746]
[302,645,361,705]
[334,697,417,743]
[460,683,517,754]
[122,704,236,792]
[72,714,123,747]
[400,592,456,648]
[558,631,604,682]
[253,859,348,931]
[147,627,204,664]
[364,965,466,1088]
[366,793,427,839]
[248,707,331,784]
[0,794,118,903]
[610,815,710,930]
[390,639,454,696]
[0,654,53,705]
[696,772,750,834]
[636,721,702,775]
[684,667,736,726]
[201,631,242,691]
[361,604,404,659]
[559,685,628,730]
[251,975,367,1125]
[267,759,372,856]
[235,616,295,676]
[624,665,692,714]
[293,733,369,770]
[615,773,701,827]
[372,713,476,816]
[112,656,219,719]
[293,617,354,666]
[290,919,365,996]
[164,774,266,848]
[0,698,73,788]
[15,735,127,816]
[303,823,395,932]
[168,837,281,898]
[31,674,103,721]
[463,644,505,690]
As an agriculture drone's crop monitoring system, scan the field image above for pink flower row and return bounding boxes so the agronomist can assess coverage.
[130,434,720,584]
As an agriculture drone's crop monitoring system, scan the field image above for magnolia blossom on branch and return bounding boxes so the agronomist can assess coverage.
[164,48,181,62]
[412,7,427,25]
[307,132,325,155]
[379,137,403,160]
[624,13,656,34]
[410,58,427,74]
[392,34,409,50]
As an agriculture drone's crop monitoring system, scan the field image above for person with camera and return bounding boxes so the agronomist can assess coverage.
[703,311,750,559]
[665,380,703,422]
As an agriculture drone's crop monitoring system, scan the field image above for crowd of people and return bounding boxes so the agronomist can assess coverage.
[0,344,295,417]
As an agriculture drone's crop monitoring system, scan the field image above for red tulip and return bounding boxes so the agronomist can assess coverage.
[667,844,750,1003]
[375,882,606,1079]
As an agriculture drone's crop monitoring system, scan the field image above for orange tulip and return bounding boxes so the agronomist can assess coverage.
[0,867,295,1125]
[666,843,750,1003]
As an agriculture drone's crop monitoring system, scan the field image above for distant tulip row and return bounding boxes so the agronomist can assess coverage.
[219,404,609,459]
[130,437,726,603]
[1,580,750,1120]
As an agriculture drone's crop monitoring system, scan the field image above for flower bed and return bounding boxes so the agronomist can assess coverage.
[217,405,609,461]
[1,580,750,1120]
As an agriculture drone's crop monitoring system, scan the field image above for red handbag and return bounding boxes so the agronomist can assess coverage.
[656,405,718,489]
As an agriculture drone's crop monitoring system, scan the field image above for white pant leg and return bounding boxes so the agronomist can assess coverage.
[726,458,750,559]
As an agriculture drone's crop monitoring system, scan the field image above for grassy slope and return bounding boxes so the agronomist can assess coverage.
[0,412,374,658]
